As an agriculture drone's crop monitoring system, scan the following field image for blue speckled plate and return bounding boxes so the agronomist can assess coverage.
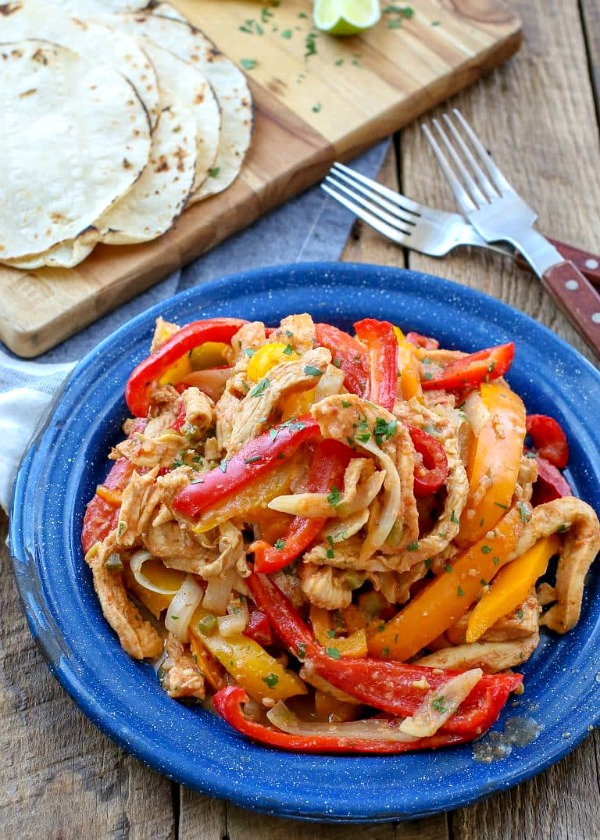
[9,263,600,823]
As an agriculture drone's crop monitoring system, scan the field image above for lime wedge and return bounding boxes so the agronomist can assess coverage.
[313,0,382,36]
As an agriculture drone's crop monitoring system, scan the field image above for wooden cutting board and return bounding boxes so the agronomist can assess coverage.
[0,0,521,358]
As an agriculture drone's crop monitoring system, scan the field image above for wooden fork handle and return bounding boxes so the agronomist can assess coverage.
[541,261,600,358]
[516,238,600,287]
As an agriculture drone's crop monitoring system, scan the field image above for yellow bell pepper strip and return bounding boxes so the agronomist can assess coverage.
[393,326,424,402]
[353,318,398,411]
[246,342,300,382]
[314,322,369,398]
[172,416,320,521]
[157,352,193,387]
[125,317,246,417]
[213,686,479,753]
[420,342,515,391]
[458,382,527,546]
[466,533,561,643]
[367,504,527,662]
[190,612,307,703]
[189,341,230,370]
[191,458,295,533]
[246,572,522,733]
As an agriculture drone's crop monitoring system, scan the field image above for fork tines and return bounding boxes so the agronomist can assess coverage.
[421,109,514,215]
[322,162,419,240]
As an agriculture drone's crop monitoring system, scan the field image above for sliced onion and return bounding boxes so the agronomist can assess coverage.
[179,367,232,402]
[218,612,248,638]
[130,549,186,595]
[463,390,490,438]
[314,365,345,400]
[399,668,483,738]
[267,702,418,743]
[203,569,237,614]
[165,575,204,642]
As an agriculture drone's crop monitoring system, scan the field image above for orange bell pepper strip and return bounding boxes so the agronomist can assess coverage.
[458,382,527,547]
[466,533,561,643]
[309,606,368,658]
[393,326,423,402]
[367,505,527,662]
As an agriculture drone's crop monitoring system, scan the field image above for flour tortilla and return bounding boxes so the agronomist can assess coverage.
[97,103,196,244]
[0,40,151,259]
[5,0,160,129]
[140,39,220,192]
[0,229,99,269]
[116,11,253,200]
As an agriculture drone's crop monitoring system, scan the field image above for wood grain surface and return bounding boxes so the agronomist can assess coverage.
[2,1,600,838]
[0,0,520,358]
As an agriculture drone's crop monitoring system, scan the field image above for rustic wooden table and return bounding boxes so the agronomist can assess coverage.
[2,1,600,837]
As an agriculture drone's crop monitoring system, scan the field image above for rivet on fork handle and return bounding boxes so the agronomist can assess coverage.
[542,262,600,354]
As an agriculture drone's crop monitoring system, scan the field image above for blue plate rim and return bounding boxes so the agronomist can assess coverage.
[8,261,600,823]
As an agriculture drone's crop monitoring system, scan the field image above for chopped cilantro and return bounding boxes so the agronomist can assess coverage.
[274,538,285,550]
[249,377,270,397]
[303,365,323,377]
[326,647,341,659]
[327,485,341,507]
[431,696,448,713]
[240,57,257,70]
[208,167,221,178]
[263,673,279,688]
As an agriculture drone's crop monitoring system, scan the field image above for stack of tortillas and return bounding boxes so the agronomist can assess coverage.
[0,0,253,268]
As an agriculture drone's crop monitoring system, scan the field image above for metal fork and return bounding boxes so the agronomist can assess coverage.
[422,109,600,357]
[321,163,600,286]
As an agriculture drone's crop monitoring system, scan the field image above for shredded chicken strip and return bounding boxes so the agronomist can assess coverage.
[415,632,540,673]
[228,347,331,454]
[116,466,161,548]
[86,534,162,660]
[311,394,418,561]
[161,636,205,700]
[512,497,600,633]
[272,313,316,354]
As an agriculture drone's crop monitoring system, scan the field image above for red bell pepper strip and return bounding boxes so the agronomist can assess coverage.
[526,414,569,469]
[243,610,274,647]
[172,416,321,520]
[408,425,449,497]
[421,342,515,392]
[405,331,440,350]
[213,686,476,753]
[314,323,369,398]
[251,440,353,573]
[82,418,147,553]
[125,318,247,417]
[246,573,522,735]
[82,456,135,553]
[353,318,398,412]
[531,454,573,505]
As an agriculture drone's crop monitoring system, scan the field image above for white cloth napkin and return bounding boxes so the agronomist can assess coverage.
[0,141,389,513]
